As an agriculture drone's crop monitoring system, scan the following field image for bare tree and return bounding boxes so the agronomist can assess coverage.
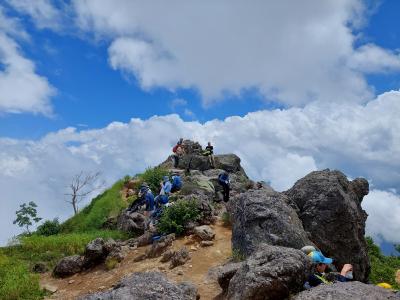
[65,171,105,215]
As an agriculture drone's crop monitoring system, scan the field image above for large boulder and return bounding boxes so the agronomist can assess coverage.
[285,169,370,281]
[146,234,175,258]
[117,211,148,235]
[194,225,215,241]
[214,154,243,173]
[293,281,400,300]
[79,272,198,300]
[231,188,312,257]
[53,255,84,278]
[83,238,108,268]
[216,261,244,292]
[226,244,311,300]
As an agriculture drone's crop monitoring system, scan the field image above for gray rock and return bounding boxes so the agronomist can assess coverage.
[294,281,400,300]
[53,255,84,278]
[214,154,244,173]
[79,272,197,300]
[170,247,191,269]
[146,234,175,258]
[135,231,153,247]
[117,211,148,235]
[200,241,214,247]
[160,249,175,263]
[103,238,117,253]
[216,262,244,293]
[194,225,215,241]
[32,262,48,273]
[227,244,311,300]
[231,188,312,257]
[285,169,370,281]
[83,238,107,268]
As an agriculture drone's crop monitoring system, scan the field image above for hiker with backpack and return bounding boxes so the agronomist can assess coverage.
[155,176,172,208]
[203,141,216,168]
[127,182,154,215]
[171,173,182,193]
[218,171,230,202]
[172,138,184,168]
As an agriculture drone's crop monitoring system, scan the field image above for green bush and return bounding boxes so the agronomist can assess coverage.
[61,180,127,233]
[123,175,131,184]
[221,212,231,227]
[367,237,400,289]
[36,218,61,236]
[0,254,44,300]
[157,200,200,235]
[138,167,169,194]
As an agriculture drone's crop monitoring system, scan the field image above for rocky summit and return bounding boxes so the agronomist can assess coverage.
[47,140,398,300]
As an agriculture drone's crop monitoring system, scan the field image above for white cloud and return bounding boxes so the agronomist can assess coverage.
[170,98,187,110]
[1,90,400,244]
[363,189,400,244]
[0,8,56,115]
[73,0,400,106]
[7,0,62,30]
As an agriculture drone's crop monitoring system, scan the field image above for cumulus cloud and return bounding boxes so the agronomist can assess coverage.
[73,0,400,106]
[0,7,55,115]
[1,90,400,244]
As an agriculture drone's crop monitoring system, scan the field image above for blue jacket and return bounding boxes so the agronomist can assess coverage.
[172,175,182,189]
[161,181,172,194]
[218,173,230,185]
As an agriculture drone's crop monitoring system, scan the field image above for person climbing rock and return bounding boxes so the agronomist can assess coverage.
[155,176,172,208]
[218,171,230,202]
[171,173,182,193]
[306,250,353,288]
[127,183,154,215]
[172,138,184,168]
[203,141,216,168]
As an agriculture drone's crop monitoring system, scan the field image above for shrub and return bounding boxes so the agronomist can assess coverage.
[367,237,400,289]
[157,200,200,235]
[36,218,61,236]
[138,167,169,194]
[0,254,44,300]
[221,212,231,227]
[232,248,245,262]
[123,175,131,184]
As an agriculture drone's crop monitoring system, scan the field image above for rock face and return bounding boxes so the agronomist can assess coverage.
[293,281,399,300]
[231,188,312,257]
[53,255,84,278]
[80,272,198,300]
[117,211,148,235]
[216,262,244,292]
[194,225,215,241]
[226,244,311,300]
[285,169,370,281]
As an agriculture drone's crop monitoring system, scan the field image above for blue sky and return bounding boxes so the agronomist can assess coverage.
[1,0,400,251]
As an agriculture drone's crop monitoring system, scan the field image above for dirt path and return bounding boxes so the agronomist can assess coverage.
[41,221,232,300]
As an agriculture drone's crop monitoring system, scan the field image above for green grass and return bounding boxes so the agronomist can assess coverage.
[367,237,400,289]
[0,254,45,300]
[137,166,169,194]
[61,180,127,233]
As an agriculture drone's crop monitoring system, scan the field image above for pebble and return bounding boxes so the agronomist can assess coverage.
[68,280,75,284]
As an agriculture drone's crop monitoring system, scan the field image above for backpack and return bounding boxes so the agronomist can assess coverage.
[172,145,179,153]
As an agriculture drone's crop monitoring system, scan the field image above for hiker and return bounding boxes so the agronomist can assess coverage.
[171,173,182,193]
[154,176,172,208]
[218,171,230,202]
[127,183,154,215]
[203,141,216,168]
[305,250,353,288]
[172,138,184,168]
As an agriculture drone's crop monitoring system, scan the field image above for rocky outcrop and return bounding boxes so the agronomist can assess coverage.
[226,244,311,300]
[194,225,215,241]
[293,281,399,300]
[146,234,175,258]
[231,188,312,257]
[117,211,148,235]
[53,255,84,278]
[83,238,107,268]
[216,261,244,292]
[169,247,191,269]
[285,169,370,281]
[79,272,198,300]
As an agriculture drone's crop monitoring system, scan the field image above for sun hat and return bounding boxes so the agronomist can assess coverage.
[308,250,333,264]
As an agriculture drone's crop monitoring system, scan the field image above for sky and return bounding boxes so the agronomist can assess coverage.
[0,0,400,252]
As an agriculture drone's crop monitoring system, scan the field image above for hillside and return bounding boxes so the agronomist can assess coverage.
[1,140,399,299]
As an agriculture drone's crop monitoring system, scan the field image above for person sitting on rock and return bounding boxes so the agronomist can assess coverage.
[155,176,172,207]
[172,138,184,168]
[127,182,154,215]
[171,173,182,193]
[202,141,216,168]
[306,250,353,288]
[218,171,230,202]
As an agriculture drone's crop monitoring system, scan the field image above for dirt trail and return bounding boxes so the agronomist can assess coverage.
[41,221,232,300]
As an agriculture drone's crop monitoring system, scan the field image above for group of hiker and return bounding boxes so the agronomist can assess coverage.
[172,138,216,169]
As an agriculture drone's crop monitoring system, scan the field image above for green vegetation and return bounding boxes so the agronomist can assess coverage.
[0,254,45,300]
[232,248,246,262]
[138,166,169,194]
[61,180,126,233]
[157,199,200,235]
[13,201,42,234]
[36,218,61,236]
[221,211,232,227]
[367,237,400,289]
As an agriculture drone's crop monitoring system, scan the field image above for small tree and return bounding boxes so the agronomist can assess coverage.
[13,201,42,234]
[65,171,105,215]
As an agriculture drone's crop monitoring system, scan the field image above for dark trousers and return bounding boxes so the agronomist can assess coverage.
[173,154,179,168]
[221,183,230,202]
